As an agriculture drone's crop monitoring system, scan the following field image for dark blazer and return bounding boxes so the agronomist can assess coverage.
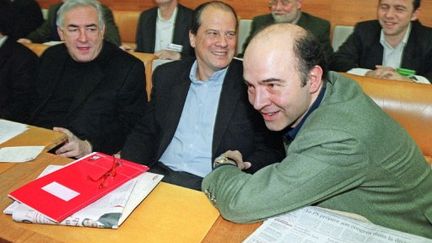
[135,4,194,57]
[330,20,432,82]
[121,58,284,173]
[30,41,147,154]
[26,2,121,46]
[241,12,333,59]
[0,37,38,122]
[10,0,44,39]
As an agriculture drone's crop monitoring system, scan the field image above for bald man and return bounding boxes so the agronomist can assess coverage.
[202,23,432,238]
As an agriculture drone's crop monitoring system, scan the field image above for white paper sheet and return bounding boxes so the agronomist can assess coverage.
[0,146,45,163]
[0,119,28,144]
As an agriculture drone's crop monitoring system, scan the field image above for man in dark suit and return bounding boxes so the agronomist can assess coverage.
[10,0,44,39]
[134,0,193,60]
[17,0,121,46]
[0,0,38,122]
[121,1,283,190]
[330,0,432,83]
[240,0,333,59]
[29,0,147,158]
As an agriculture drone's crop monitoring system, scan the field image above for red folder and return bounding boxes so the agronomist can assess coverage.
[9,152,148,223]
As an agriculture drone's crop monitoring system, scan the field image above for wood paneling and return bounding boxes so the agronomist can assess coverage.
[37,0,432,28]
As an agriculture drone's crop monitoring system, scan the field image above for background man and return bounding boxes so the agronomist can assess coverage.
[10,0,44,39]
[330,0,432,83]
[121,1,283,190]
[240,0,333,59]
[202,23,432,237]
[18,0,121,46]
[134,0,193,60]
[0,0,38,122]
[29,0,147,158]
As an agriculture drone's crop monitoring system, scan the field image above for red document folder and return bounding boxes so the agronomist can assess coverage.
[9,152,148,223]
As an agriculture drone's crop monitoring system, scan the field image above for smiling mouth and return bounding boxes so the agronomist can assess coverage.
[261,111,279,120]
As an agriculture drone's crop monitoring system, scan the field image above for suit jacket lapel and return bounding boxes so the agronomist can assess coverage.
[212,61,243,155]
[157,68,191,157]
[146,9,157,52]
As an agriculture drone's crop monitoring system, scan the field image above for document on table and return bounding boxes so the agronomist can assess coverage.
[5,164,163,229]
[0,119,28,144]
[244,206,432,243]
[0,146,45,163]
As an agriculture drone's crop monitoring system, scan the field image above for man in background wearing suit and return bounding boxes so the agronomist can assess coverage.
[121,1,283,190]
[134,0,193,60]
[0,0,38,122]
[330,0,432,83]
[18,0,121,46]
[240,0,333,59]
[29,0,147,158]
[10,0,44,39]
[202,23,432,238]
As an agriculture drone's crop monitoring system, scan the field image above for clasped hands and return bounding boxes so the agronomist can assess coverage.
[218,150,252,170]
[53,127,92,158]
[365,65,412,82]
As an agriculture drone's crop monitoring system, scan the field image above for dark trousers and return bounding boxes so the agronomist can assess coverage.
[150,162,203,191]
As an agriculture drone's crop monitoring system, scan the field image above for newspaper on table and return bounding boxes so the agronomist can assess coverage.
[244,206,432,243]
[4,165,163,229]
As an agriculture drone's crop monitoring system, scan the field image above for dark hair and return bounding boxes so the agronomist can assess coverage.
[293,30,328,86]
[0,0,13,35]
[413,0,421,10]
[190,1,238,35]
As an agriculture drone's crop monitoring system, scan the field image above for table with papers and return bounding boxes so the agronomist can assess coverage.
[0,122,260,242]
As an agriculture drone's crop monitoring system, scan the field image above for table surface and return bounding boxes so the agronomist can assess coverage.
[0,125,260,242]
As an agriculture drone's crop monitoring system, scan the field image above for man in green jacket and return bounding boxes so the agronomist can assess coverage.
[202,23,432,238]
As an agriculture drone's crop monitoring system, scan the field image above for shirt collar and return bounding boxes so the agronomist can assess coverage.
[380,22,411,49]
[189,60,228,84]
[157,6,178,24]
[284,85,326,141]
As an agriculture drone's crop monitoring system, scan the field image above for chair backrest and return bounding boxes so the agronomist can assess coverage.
[344,73,432,161]
[332,25,354,52]
[237,19,252,54]
[128,51,156,100]
[113,10,140,45]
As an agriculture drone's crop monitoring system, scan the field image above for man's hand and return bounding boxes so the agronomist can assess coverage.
[366,65,411,82]
[17,38,32,44]
[223,150,252,170]
[53,127,92,158]
[154,50,181,60]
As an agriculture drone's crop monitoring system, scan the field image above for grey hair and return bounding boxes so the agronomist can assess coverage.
[56,0,105,29]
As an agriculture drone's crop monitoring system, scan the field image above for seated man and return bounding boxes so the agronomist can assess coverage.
[121,1,284,190]
[202,23,432,238]
[10,0,44,39]
[0,0,38,122]
[330,0,432,83]
[134,0,193,60]
[18,0,121,46]
[29,0,147,158]
[240,0,333,59]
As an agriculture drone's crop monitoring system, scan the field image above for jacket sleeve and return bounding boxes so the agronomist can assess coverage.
[26,5,57,43]
[202,129,367,223]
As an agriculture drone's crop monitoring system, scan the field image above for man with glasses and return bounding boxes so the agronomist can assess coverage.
[29,0,147,158]
[121,1,284,190]
[240,0,333,59]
